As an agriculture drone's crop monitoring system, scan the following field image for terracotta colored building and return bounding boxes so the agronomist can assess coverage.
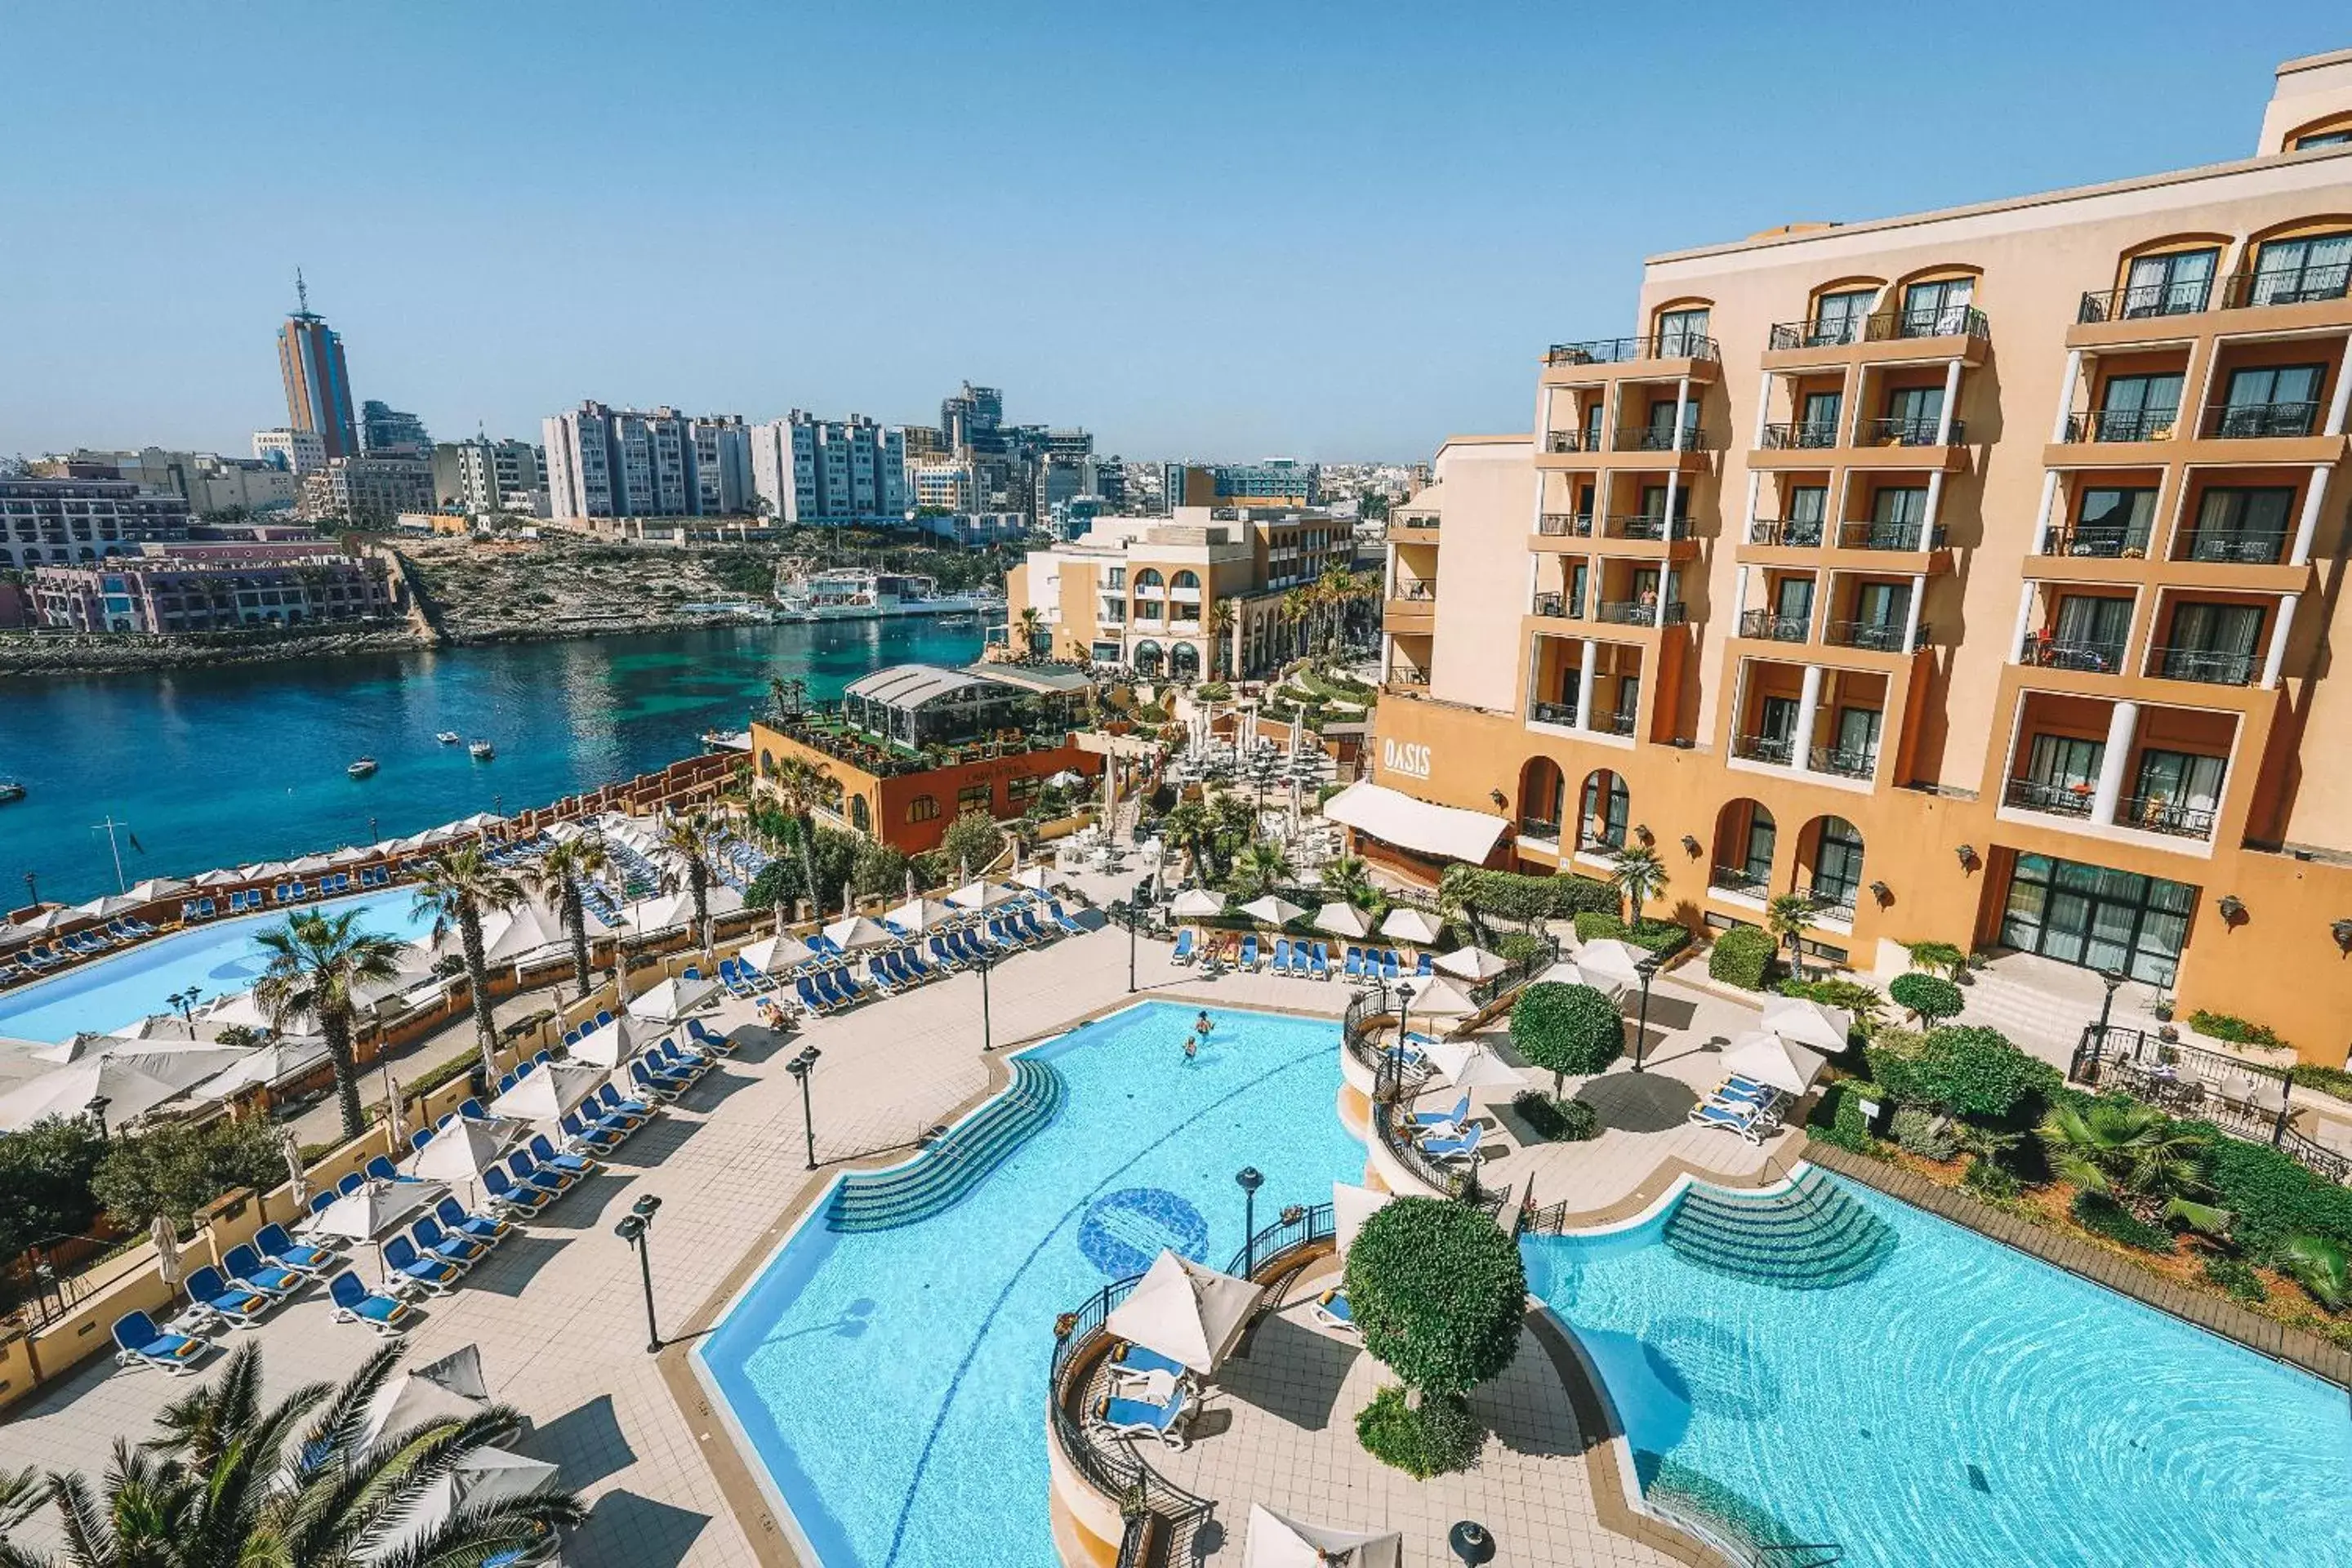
[1361,51,2352,1065]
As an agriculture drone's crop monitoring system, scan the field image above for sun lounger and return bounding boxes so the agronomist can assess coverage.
[1309,942,1332,979]
[327,1271,413,1336]
[365,1155,426,1186]
[382,1235,465,1297]
[254,1222,336,1277]
[595,1084,651,1124]
[559,1109,626,1157]
[413,1214,492,1267]
[1311,1288,1355,1334]
[898,947,933,982]
[864,956,900,995]
[1687,1098,1771,1144]
[1238,935,1259,970]
[1169,929,1196,964]
[506,1151,574,1200]
[434,1195,510,1248]
[481,1164,554,1217]
[1111,1342,1193,1387]
[1020,910,1051,942]
[1415,1124,1485,1165]
[1343,947,1365,979]
[183,1264,274,1329]
[223,1244,305,1301]
[1414,951,1434,978]
[1379,951,1401,982]
[1270,938,1291,973]
[1049,900,1085,936]
[1092,1383,1193,1450]
[718,959,756,999]
[114,1310,213,1374]
[927,934,962,971]
[833,969,868,1004]
[687,1017,737,1056]
[794,974,831,1014]
[1409,1092,1472,1134]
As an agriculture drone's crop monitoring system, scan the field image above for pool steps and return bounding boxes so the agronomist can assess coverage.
[1663,1169,1893,1290]
[825,1057,1066,1232]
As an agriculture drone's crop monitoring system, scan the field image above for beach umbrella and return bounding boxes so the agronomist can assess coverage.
[1761,994,1854,1055]
[626,973,720,1023]
[313,1179,447,1247]
[946,880,1016,911]
[0,1048,248,1132]
[1379,906,1443,945]
[622,893,693,933]
[1312,902,1370,939]
[76,893,145,919]
[189,1036,331,1101]
[737,933,812,974]
[1243,1504,1401,1568]
[1169,887,1227,919]
[203,989,312,1035]
[281,1127,309,1209]
[368,1446,559,1564]
[1422,1037,1524,1094]
[359,1343,494,1449]
[123,876,189,902]
[1722,1029,1829,1095]
[381,1071,409,1150]
[244,861,291,880]
[150,1216,185,1294]
[485,1061,604,1123]
[1434,945,1508,981]
[1331,1182,1395,1258]
[287,853,335,876]
[1047,769,1084,789]
[1013,865,1053,892]
[884,898,957,936]
[327,845,372,866]
[1400,976,1479,1017]
[478,906,564,965]
[566,1013,644,1069]
[1532,959,1624,1002]
[193,866,247,888]
[1103,1250,1264,1376]
[456,813,505,832]
[822,914,896,951]
[1574,938,1650,989]
[702,884,745,917]
[402,1116,518,1188]
[1240,895,1303,927]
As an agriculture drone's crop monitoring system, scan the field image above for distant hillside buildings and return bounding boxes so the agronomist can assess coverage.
[542,401,751,522]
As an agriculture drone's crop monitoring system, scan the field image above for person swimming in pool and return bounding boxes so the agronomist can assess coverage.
[1195,1010,1214,1037]
[1183,1033,1198,1064]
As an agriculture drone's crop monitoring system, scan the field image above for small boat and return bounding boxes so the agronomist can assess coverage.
[346,758,379,780]
[469,741,496,761]
[435,731,461,746]
[0,781,23,804]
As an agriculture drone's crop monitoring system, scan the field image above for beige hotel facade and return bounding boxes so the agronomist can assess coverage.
[1359,50,2352,1065]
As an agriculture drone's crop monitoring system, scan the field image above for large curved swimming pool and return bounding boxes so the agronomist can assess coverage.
[695,1000,1365,1568]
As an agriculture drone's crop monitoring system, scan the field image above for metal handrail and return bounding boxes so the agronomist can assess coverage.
[1748,517,1826,547]
[2117,795,2216,839]
[2148,645,2257,687]
[2182,529,2287,565]
[2067,1025,2343,1180]
[1545,429,1596,453]
[1759,421,1842,450]
[1595,599,1686,626]
[1588,708,1637,737]
[1518,814,1564,840]
[1536,511,1594,536]
[1738,608,1809,642]
[1732,733,1793,765]
[1822,618,1922,653]
[1049,1276,1214,1535]
[1529,698,1579,727]
[1835,521,1945,551]
[2019,635,2125,673]
[1857,416,1963,447]
[1807,745,1878,779]
[2004,777,2096,817]
[2220,263,2352,310]
[1530,591,1581,619]
[2039,527,2152,559]
[1546,332,1721,365]
[2063,408,2181,443]
[1766,318,1868,351]
[1223,1201,1334,1280]
[1615,425,1713,454]
[1604,511,1682,541]
[1804,885,1857,923]
[2206,400,2322,439]
[1710,863,1768,895]
[2077,280,2216,322]
[1864,305,1989,342]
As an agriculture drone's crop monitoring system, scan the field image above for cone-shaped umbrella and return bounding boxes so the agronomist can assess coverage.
[1399,976,1479,1017]
[737,934,812,974]
[484,1060,605,1123]
[1379,906,1443,945]
[1242,1503,1402,1568]
[151,1216,185,1292]
[1312,902,1370,938]
[1573,938,1650,989]
[566,1013,644,1069]
[1761,994,1853,1054]
[359,1343,493,1448]
[1103,1250,1265,1375]
[1331,1182,1395,1257]
[1013,865,1053,891]
[401,1116,519,1185]
[1240,895,1303,926]
[1422,1037,1525,1092]
[1532,959,1624,1002]
[1434,945,1508,981]
[0,1048,248,1132]
[822,915,895,951]
[313,1178,447,1243]
[1169,887,1227,919]
[946,880,1017,911]
[884,898,957,935]
[626,973,720,1022]
[1724,1027,1830,1093]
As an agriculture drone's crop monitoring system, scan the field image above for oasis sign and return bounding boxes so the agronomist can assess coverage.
[1380,738,1432,779]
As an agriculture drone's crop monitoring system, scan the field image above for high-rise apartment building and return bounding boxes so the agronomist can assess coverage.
[433,439,549,514]
[298,456,433,525]
[1359,51,2352,1062]
[748,412,908,524]
[691,416,754,516]
[276,277,359,460]
[360,399,430,456]
[941,382,1003,451]
[252,428,326,475]
[543,402,752,521]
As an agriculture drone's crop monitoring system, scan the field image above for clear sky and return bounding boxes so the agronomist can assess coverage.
[2,2,2343,462]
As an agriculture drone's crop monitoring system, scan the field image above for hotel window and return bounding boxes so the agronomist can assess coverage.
[1006,774,1043,806]
[2093,372,2183,440]
[1655,305,1710,356]
[1882,385,1944,441]
[2295,130,2352,149]
[1808,289,1875,346]
[1811,818,1864,910]
[2187,486,2294,563]
[2069,487,2157,556]
[906,794,940,823]
[1898,275,1974,336]
[2215,364,2325,437]
[2247,230,2351,306]
[957,782,993,813]
[1865,486,1929,549]
[1785,485,1828,546]
[2118,248,2217,316]
[2026,733,2104,795]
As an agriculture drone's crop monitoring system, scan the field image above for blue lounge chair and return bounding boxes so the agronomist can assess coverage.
[1170,929,1196,964]
[596,1084,652,1122]
[1092,1383,1193,1449]
[718,960,755,999]
[434,1195,510,1248]
[413,1214,491,1267]
[1414,951,1434,978]
[1687,1098,1770,1144]
[336,1172,366,1199]
[1111,1343,1192,1383]
[506,1151,574,1199]
[1415,1125,1485,1166]
[410,1125,435,1152]
[1238,935,1259,970]
[1270,938,1292,973]
[308,1190,338,1220]
[1410,1092,1472,1136]
[223,1243,305,1301]
[254,1222,336,1277]
[1343,947,1365,978]
[896,948,931,982]
[561,1109,627,1156]
[863,956,899,995]
[1290,942,1316,977]
[1019,910,1050,942]
[1049,900,1085,936]
[327,1271,412,1336]
[1379,951,1401,982]
[795,974,831,1014]
[481,1164,553,1217]
[365,1155,424,1186]
[529,1131,599,1180]
[183,1264,274,1329]
[114,1310,212,1374]
[382,1235,464,1296]
[927,934,961,971]
[1310,942,1332,979]
[688,1017,737,1056]
[1312,1288,1355,1334]
[628,1059,685,1102]
[833,969,866,1003]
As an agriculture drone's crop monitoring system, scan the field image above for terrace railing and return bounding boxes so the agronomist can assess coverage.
[2182,529,2287,565]
[2063,407,2181,443]
[1049,1277,1213,1548]
[1822,618,1922,653]
[2019,635,2126,673]
[2205,400,2322,439]
[2078,278,2216,322]
[1739,608,1810,643]
[1615,425,1713,454]
[1731,733,1793,766]
[2069,1025,2347,1183]
[1857,416,1964,447]
[2149,645,2258,687]
[2004,777,2096,818]
[1536,510,1595,537]
[1546,332,1721,365]
[1758,421,1843,451]
[2220,263,2352,310]
[1748,516,1826,547]
[1595,599,1686,626]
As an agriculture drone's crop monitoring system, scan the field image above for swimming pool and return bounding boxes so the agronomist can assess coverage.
[0,891,437,1043]
[696,1000,1365,1568]
[1525,1170,2352,1567]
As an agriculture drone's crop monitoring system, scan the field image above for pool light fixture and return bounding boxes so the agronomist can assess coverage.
[1449,1521,1496,1565]
[613,1193,663,1353]
[1629,953,1662,1075]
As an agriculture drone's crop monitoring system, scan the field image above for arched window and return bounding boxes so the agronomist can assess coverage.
[2104,235,2229,318]
[1169,569,1200,592]
[1132,639,1164,677]
[2243,217,2352,308]
[1168,642,1200,679]
[1713,800,1775,890]
[1797,278,1884,346]
[1134,568,1165,592]
[1517,757,1566,838]
[1651,298,1712,356]
[1578,769,1629,853]
[760,750,777,780]
[850,795,871,831]
[906,794,940,823]
[1807,816,1864,915]
[1889,267,1981,337]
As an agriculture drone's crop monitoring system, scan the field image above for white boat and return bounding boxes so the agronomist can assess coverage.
[469,741,496,761]
[0,781,23,804]
[773,569,997,623]
[346,758,379,779]
[435,731,461,746]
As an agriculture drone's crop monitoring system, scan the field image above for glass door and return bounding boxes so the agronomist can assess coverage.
[2050,595,2132,670]
[1811,818,1864,911]
[1852,581,1909,647]
[1869,486,1929,548]
[1799,390,1842,445]
[1810,290,1874,346]
[2129,750,2225,835]
[2094,372,2183,441]
[1901,275,1974,336]
[1786,484,1828,546]
[2217,365,2324,437]
[2249,231,2352,306]
[2000,854,2196,984]
[1581,773,1628,850]
[2160,602,2263,684]
[1566,561,1588,617]
[1656,307,1711,357]
[1771,574,1813,639]
[1742,809,1777,884]
[2121,248,2216,316]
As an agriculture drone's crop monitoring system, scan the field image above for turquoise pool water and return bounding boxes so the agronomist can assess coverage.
[1526,1173,2352,1567]
[0,890,435,1043]
[697,1001,1365,1568]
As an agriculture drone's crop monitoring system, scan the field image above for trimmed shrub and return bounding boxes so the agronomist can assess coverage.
[1962,1156,2020,1199]
[2071,1190,2176,1254]
[2289,1064,2352,1105]
[1494,932,1549,965]
[1441,866,1615,924]
[2188,1009,2289,1054]
[1707,926,1776,990]
[1889,1107,1959,1160]
[1355,1384,1486,1478]
[0,1116,109,1267]
[2201,1254,2267,1304]
[1903,939,1968,978]
[1346,1197,1526,1401]
[1573,911,1690,959]
[1512,1090,1599,1143]
[1510,982,1624,1091]
[1888,972,1964,1026]
[91,1118,290,1230]
[1911,1025,2060,1122]
[1807,1079,1882,1147]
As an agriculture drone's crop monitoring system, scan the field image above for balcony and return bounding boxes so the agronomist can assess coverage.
[1806,885,1860,924]
[1546,332,1721,366]
[2148,644,2259,687]
[1858,416,1964,447]
[1808,744,1878,779]
[1760,421,1842,450]
[2039,526,2152,559]
[2077,281,2216,323]
[1837,520,1947,552]
[2181,529,2287,566]
[1708,863,1769,897]
[1536,511,1595,537]
[1738,608,1810,643]
[2003,777,2096,819]
[2063,408,2180,443]
[1823,618,1926,653]
[1594,599,1686,626]
[1530,590,1583,620]
[1517,814,1563,841]
[1732,733,1796,766]
[1748,517,1826,548]
[1544,430,1599,454]
[1528,698,1578,727]
[2219,264,2352,311]
[1602,511,1682,541]
[2118,794,2217,840]
[1390,580,1437,602]
[1767,307,1989,349]
[2019,635,2126,674]
[1590,709,1637,737]
[2203,401,2322,440]
[1614,425,1713,454]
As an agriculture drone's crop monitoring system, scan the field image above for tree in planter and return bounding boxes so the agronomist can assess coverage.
[1162,800,1215,884]
[658,810,724,953]
[1888,972,1964,1027]
[252,910,408,1140]
[766,753,836,917]
[2038,1099,2230,1235]
[1904,939,1968,980]
[1913,1025,2060,1121]
[1345,1196,1526,1477]
[1509,981,1623,1094]
[1607,843,1668,924]
[408,846,524,1087]
[522,831,608,998]
[1764,893,1817,982]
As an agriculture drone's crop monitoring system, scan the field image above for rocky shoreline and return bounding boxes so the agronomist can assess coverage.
[0,612,779,677]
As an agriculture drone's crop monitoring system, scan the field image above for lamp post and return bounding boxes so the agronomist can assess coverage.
[612,1193,663,1353]
[22,872,36,908]
[87,1095,111,1142]
[785,1045,822,1169]
[2094,967,2127,1060]
[978,948,994,1052]
[168,988,203,1030]
[1236,1166,1263,1278]
[1630,954,1662,1073]
[1391,981,1417,1094]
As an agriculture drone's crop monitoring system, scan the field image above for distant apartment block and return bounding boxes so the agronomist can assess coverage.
[544,401,753,521]
[915,510,1028,547]
[277,287,359,460]
[252,427,326,475]
[749,411,908,524]
[33,448,296,516]
[31,541,399,633]
[1165,459,1321,509]
[432,438,550,515]
[298,455,433,525]
[0,478,192,569]
[360,399,431,456]
[909,457,978,514]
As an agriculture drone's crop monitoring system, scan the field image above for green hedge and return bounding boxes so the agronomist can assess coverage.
[1572,911,1690,959]
[2289,1064,2352,1105]
[1707,926,1775,990]
[1512,1090,1600,1142]
[1355,1385,1486,1478]
[1440,866,1615,924]
[2188,1125,2352,1254]
[2189,1009,2290,1054]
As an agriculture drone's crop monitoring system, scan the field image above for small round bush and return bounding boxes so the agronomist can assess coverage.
[1511,1091,1601,1143]
[1708,925,1776,990]
[1889,1106,1958,1160]
[1354,1383,1486,1478]
[1345,1196,1526,1401]
[1913,1026,2061,1121]
[1889,972,1964,1026]
[1555,1097,1600,1141]
[1510,982,1623,1092]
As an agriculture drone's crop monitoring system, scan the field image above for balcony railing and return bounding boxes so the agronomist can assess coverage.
[1858,416,1964,446]
[1823,618,1924,653]
[1709,863,1769,895]
[1615,425,1713,453]
[1530,590,1583,619]
[2118,794,2217,840]
[2040,526,2152,559]
[2220,264,2352,310]
[1806,884,1860,924]
[1866,305,1989,343]
[1748,516,1826,547]
[2005,776,2096,818]
[1604,511,1681,541]
[1594,599,1686,626]
[1767,318,1866,351]
[1808,744,1878,779]
[1536,511,1594,536]
[2020,635,2126,673]
[1836,520,1946,551]
[2149,644,2258,686]
[1738,608,1810,642]
[2077,280,2216,323]
[1528,698,1578,728]
[1544,429,1598,453]
[1591,709,1637,737]
[2203,400,2322,439]
[2064,407,2181,443]
[1759,420,1842,450]
[1517,815,1563,841]
[2182,529,2287,565]
[1732,733,1795,766]
[1546,332,1721,365]
[1390,580,1437,601]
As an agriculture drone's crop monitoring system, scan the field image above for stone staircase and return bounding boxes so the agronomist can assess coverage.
[1663,1170,1894,1290]
[825,1057,1066,1232]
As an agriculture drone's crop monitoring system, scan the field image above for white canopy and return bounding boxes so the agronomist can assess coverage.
[479,906,565,965]
[1722,1029,1830,1094]
[193,867,247,888]
[455,812,505,831]
[737,933,813,973]
[312,1178,447,1242]
[946,880,1018,911]
[1434,945,1508,981]
[1573,938,1651,988]
[822,915,896,951]
[884,898,958,936]
[358,1343,492,1449]
[76,893,147,919]
[702,884,746,918]
[327,845,374,866]
[189,1037,330,1100]
[203,990,311,1036]
[363,1445,558,1566]
[1533,960,1624,1002]
[1011,864,1053,891]
[1243,1503,1401,1568]
[125,876,191,901]
[1103,1250,1265,1376]
[1321,781,1508,866]
[1400,976,1479,1017]
[1331,1182,1395,1258]
[1240,895,1304,926]
[287,853,335,875]
[1312,902,1370,938]
[1169,887,1227,919]
[1761,994,1854,1054]
[484,1060,606,1123]
[402,1117,519,1184]
[566,1013,645,1069]
[1423,1037,1525,1093]
[626,974,719,1022]
[0,1047,249,1132]
[623,893,693,933]
[1379,906,1444,945]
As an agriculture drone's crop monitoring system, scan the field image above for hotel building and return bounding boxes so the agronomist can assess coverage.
[1360,51,2352,1064]
[277,287,359,461]
[0,478,191,569]
[30,541,399,632]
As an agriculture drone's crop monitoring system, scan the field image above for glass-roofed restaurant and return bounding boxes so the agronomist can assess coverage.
[839,663,1092,750]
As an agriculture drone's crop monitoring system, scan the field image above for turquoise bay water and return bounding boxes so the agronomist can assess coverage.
[697,1002,1364,1568]
[1526,1175,2352,1568]
[0,618,982,906]
[0,889,436,1043]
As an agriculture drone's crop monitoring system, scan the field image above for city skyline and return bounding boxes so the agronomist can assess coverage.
[0,3,2344,462]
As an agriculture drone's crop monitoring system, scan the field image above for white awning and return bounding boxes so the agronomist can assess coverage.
[1321,782,1507,865]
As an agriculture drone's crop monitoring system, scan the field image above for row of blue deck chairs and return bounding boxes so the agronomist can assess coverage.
[711,896,1089,1018]
[1169,931,1439,985]
[707,829,772,893]
[5,915,163,978]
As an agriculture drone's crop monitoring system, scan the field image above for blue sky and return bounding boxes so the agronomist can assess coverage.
[2,2,2342,461]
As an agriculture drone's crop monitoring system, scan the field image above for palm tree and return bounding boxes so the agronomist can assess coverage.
[1207,599,1238,679]
[1279,586,1312,660]
[1321,853,1374,910]
[1231,839,1294,899]
[523,833,608,999]
[1315,563,1355,655]
[1608,843,1668,924]
[1765,893,1818,982]
[252,910,406,1140]
[1209,793,1259,880]
[1162,800,1215,882]
[657,810,720,954]
[2037,1099,2230,1233]
[767,754,835,920]
[1017,605,1046,657]
[409,844,524,1084]
[19,1342,581,1568]
[2278,1234,2350,1311]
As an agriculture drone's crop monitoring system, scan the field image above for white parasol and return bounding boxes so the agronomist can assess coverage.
[1397,976,1479,1017]
[151,1216,185,1293]
[358,1343,494,1448]
[0,1048,249,1132]
[626,974,720,1022]
[1103,1250,1265,1376]
[1434,945,1508,981]
[821,915,896,951]
[566,1013,644,1069]
[1379,906,1443,945]
[945,880,1018,911]
[1169,887,1227,919]
[736,933,812,974]
[883,898,958,936]
[1240,895,1304,927]
[313,1178,447,1245]
[1422,1037,1525,1093]
[1761,994,1854,1054]
[1242,1503,1402,1568]
[1312,902,1370,938]
[485,1061,606,1123]
[1722,1029,1829,1094]
[1012,865,1053,891]
[1330,1182,1395,1258]
[1572,938,1651,989]
[402,1118,518,1196]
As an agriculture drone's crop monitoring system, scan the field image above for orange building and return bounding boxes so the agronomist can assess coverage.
[1361,51,2352,1065]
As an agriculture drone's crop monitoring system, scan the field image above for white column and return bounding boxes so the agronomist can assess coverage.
[2090,701,2140,826]
[1597,386,1616,452]
[2031,468,2062,555]
[2292,466,2330,566]
[2328,339,2352,434]
[1920,470,1945,548]
[1735,564,1752,624]
[1575,641,1598,732]
[1654,567,1671,629]
[1901,573,1926,653]
[2262,595,2298,688]
[1935,357,1963,443]
[1846,366,1869,444]
[1792,665,1824,773]
[2049,349,2083,443]
[2011,582,2037,664]
[1742,470,1762,538]
[1753,371,1775,448]
[1662,472,1681,541]
[1670,375,1691,448]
